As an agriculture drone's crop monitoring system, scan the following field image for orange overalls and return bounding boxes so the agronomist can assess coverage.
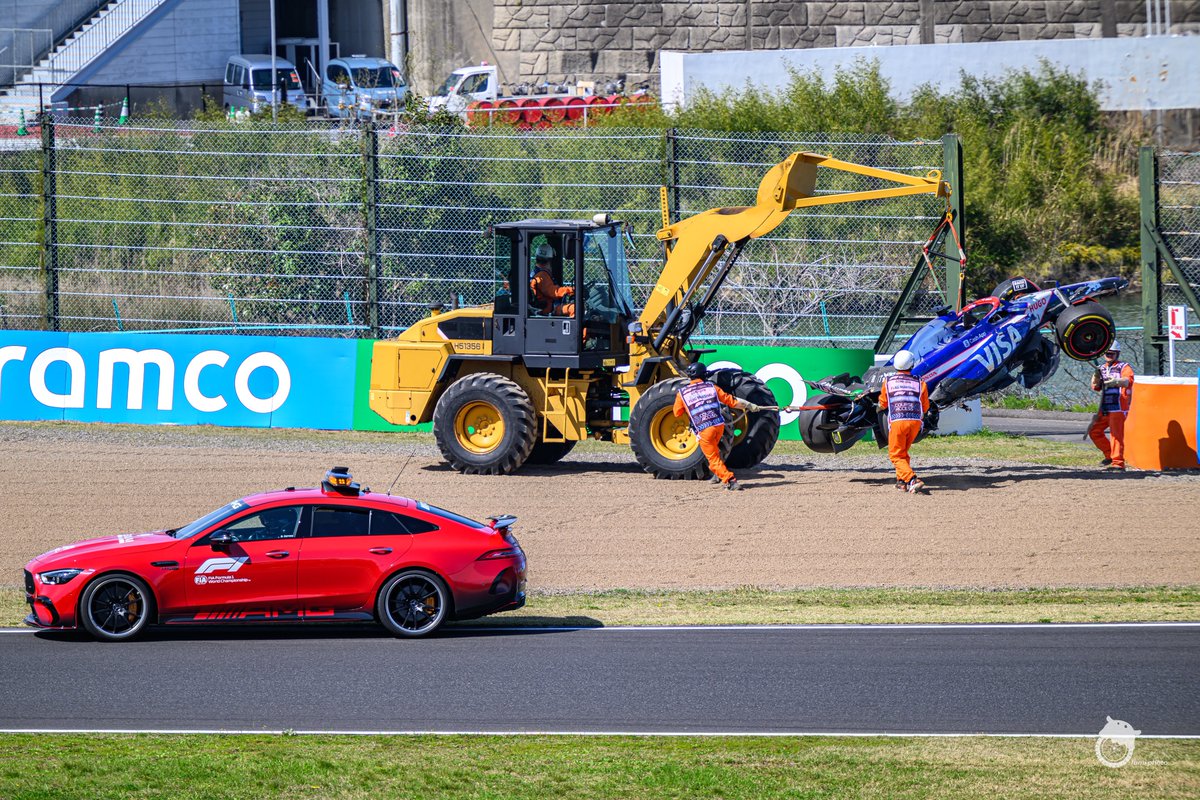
[530,267,574,315]
[878,371,929,484]
[1089,360,1134,468]
[674,379,739,483]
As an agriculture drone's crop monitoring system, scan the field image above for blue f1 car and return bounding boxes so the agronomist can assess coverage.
[797,276,1129,452]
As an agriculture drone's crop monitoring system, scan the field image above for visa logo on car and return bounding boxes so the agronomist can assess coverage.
[969,325,1025,372]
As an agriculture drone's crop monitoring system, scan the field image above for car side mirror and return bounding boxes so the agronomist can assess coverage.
[209,531,234,548]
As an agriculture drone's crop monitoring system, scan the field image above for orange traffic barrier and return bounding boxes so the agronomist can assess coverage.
[466,100,494,125]
[518,98,542,124]
[495,99,520,124]
[563,97,585,121]
[541,97,566,123]
[1124,376,1199,470]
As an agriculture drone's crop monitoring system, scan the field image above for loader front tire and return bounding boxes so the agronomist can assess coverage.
[433,373,537,475]
[629,379,731,480]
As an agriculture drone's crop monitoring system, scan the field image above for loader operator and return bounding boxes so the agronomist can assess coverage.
[1089,340,1134,471]
[530,244,574,316]
[878,349,930,493]
[674,362,765,491]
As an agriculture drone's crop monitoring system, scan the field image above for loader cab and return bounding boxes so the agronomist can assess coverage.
[490,219,635,369]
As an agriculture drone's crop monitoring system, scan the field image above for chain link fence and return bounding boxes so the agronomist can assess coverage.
[0,117,953,345]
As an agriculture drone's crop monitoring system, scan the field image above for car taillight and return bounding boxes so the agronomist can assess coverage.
[477,548,521,561]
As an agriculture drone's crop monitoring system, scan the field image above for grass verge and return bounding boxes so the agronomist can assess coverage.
[5,586,1197,629]
[0,734,1195,799]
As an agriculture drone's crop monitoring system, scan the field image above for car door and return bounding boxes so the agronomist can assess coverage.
[297,505,416,615]
[183,505,304,619]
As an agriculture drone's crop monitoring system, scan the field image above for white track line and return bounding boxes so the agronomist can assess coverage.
[0,728,1195,738]
[3,622,1200,634]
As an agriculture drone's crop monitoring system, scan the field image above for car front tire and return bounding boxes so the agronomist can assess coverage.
[78,573,154,642]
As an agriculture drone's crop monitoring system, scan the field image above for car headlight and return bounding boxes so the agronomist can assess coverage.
[38,568,84,585]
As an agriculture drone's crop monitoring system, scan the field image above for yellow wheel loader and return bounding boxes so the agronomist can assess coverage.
[368,152,950,477]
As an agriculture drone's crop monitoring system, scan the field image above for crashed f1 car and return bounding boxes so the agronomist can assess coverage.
[797,276,1129,452]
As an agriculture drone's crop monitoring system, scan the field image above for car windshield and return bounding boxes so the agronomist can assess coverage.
[435,72,462,96]
[251,68,302,90]
[171,501,246,538]
[353,67,402,88]
[416,501,488,530]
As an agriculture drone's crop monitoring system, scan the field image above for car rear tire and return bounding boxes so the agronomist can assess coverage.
[629,378,732,479]
[712,370,780,469]
[433,373,537,475]
[991,276,1040,301]
[1055,301,1116,361]
[78,573,154,642]
[377,570,451,638]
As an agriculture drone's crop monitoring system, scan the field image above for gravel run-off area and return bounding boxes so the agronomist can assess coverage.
[3,423,1198,590]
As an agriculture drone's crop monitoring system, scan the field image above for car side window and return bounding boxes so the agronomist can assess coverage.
[225,63,235,84]
[311,507,371,538]
[328,64,349,86]
[371,510,439,536]
[220,506,302,542]
[459,73,487,94]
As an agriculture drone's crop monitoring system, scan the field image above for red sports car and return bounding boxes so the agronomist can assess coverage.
[23,467,526,641]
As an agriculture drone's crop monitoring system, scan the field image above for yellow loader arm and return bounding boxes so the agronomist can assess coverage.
[640,152,951,338]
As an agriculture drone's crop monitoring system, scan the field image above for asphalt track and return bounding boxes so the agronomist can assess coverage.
[1,624,1198,736]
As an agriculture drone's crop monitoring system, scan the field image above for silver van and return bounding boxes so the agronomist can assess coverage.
[223,55,308,113]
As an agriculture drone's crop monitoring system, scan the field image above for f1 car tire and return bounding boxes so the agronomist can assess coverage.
[630,378,732,479]
[78,573,154,642]
[526,439,577,465]
[712,370,780,469]
[1055,301,1116,361]
[796,393,853,454]
[377,569,451,638]
[433,373,537,475]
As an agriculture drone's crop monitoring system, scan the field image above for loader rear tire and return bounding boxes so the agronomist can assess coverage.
[433,373,537,475]
[712,370,780,469]
[629,379,731,480]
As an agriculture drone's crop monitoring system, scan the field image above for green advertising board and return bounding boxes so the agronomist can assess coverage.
[352,341,875,440]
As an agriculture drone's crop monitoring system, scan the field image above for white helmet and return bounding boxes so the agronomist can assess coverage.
[893,350,916,371]
[534,243,555,261]
[1106,339,1122,353]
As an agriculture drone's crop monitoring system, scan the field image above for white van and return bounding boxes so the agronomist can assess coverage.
[223,55,307,112]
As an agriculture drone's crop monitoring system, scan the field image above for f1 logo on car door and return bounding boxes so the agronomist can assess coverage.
[184,505,305,616]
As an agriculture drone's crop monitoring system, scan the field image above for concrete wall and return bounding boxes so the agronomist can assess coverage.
[405,1,1200,96]
[661,35,1200,112]
[82,0,241,85]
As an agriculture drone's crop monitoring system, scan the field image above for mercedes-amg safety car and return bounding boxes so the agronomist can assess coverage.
[23,468,526,641]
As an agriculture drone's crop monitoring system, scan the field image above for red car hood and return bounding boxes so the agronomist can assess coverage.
[28,531,177,569]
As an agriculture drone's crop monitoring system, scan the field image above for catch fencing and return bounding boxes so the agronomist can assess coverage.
[0,117,953,346]
[1149,149,1200,375]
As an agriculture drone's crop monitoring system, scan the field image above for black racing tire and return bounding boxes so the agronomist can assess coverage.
[796,393,847,454]
[1055,301,1116,361]
[629,378,732,480]
[376,569,451,638]
[433,373,537,475]
[991,276,1040,301]
[78,573,154,642]
[526,439,577,464]
[711,370,780,469]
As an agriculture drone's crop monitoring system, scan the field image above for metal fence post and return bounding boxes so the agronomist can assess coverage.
[664,128,680,224]
[1139,145,1161,374]
[363,123,381,339]
[941,133,964,310]
[39,114,58,331]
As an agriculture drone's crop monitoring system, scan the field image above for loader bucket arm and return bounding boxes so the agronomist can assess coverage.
[639,151,950,341]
